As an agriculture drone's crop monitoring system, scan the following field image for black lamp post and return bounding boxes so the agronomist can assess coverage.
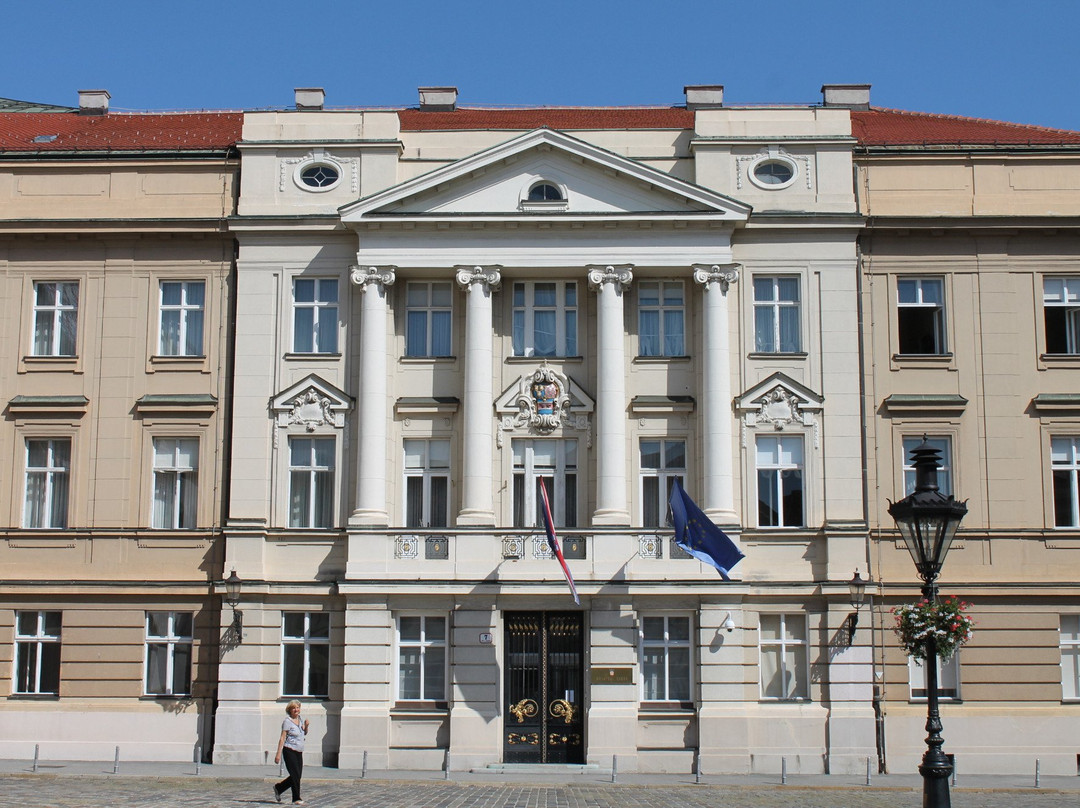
[887,438,968,808]
[848,570,868,643]
[223,569,243,642]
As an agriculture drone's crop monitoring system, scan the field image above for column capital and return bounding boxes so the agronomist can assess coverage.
[349,265,396,288]
[454,265,502,291]
[587,264,634,292]
[693,263,740,292]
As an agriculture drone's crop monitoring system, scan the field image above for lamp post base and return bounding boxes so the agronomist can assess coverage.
[919,757,952,808]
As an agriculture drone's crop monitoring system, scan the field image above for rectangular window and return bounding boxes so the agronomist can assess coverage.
[759,613,809,700]
[292,278,339,353]
[152,438,199,529]
[404,439,450,528]
[282,612,330,698]
[397,615,447,701]
[753,275,801,353]
[640,615,691,702]
[902,436,952,496]
[640,439,685,528]
[909,654,960,701]
[512,439,577,528]
[405,282,452,357]
[1051,437,1080,528]
[1061,615,1080,701]
[1043,277,1080,355]
[897,276,946,355]
[15,611,61,695]
[32,281,79,357]
[24,438,70,529]
[145,611,193,696]
[289,437,335,528]
[512,281,577,357]
[638,281,685,357]
[756,435,804,528]
[159,281,205,356]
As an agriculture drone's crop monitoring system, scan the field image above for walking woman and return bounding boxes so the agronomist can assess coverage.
[273,700,309,804]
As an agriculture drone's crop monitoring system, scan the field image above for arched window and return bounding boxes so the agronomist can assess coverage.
[527,182,563,202]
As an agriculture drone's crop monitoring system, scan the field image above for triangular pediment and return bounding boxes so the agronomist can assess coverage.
[341,128,750,222]
[737,372,823,412]
[271,374,352,431]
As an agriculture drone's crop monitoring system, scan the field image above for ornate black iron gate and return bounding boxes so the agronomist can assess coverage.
[503,611,584,763]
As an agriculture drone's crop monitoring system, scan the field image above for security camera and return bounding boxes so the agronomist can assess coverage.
[721,613,735,633]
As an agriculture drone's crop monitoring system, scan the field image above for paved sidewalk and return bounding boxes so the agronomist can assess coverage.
[0,760,1077,808]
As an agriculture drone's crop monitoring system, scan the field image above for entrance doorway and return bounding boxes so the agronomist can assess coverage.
[503,611,585,763]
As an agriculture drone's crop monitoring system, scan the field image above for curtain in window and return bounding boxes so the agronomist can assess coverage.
[185,307,204,355]
[778,305,800,352]
[663,310,684,355]
[431,310,451,356]
[399,646,421,699]
[160,310,181,355]
[154,471,176,528]
[316,309,336,353]
[24,472,45,528]
[639,310,659,356]
[58,309,77,356]
[293,308,314,352]
[755,307,775,352]
[146,644,168,694]
[533,310,556,356]
[641,647,664,700]
[667,647,690,700]
[171,641,192,694]
[406,310,427,356]
[424,645,446,699]
[179,470,198,528]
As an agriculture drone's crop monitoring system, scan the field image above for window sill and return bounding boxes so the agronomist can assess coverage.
[1040,353,1080,368]
[276,696,330,702]
[21,355,80,373]
[638,702,694,714]
[633,355,691,363]
[891,352,954,367]
[141,694,193,701]
[506,355,583,363]
[8,693,59,700]
[284,352,342,361]
[747,352,808,360]
[392,701,449,713]
[758,698,811,704]
[400,355,457,364]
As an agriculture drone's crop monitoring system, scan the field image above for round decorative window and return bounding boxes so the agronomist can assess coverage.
[528,182,563,202]
[298,163,341,190]
[750,158,797,190]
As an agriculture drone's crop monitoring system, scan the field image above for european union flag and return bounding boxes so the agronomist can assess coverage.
[669,479,744,581]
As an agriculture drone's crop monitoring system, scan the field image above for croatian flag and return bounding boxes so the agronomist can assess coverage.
[538,478,580,605]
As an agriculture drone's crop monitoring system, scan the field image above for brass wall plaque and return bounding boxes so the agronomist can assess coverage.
[590,667,634,685]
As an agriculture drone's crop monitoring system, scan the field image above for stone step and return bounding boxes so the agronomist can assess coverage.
[472,763,601,773]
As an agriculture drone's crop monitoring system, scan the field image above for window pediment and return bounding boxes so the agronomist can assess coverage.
[736,373,822,447]
[495,363,594,441]
[271,375,352,430]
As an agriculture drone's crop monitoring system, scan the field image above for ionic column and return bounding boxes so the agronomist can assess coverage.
[349,265,395,526]
[588,264,633,525]
[693,263,740,524]
[455,265,501,526]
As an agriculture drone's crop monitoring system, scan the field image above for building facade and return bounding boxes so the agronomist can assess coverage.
[1,84,1079,775]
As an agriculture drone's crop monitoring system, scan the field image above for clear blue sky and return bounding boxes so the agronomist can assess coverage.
[6,0,1080,130]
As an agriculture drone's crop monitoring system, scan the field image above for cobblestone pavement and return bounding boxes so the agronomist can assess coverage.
[1,776,1077,808]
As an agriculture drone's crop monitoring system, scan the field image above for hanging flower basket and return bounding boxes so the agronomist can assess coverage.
[892,597,974,661]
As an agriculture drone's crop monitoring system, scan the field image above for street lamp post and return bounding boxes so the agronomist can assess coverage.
[887,438,967,808]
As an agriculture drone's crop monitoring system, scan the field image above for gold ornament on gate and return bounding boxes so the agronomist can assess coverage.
[510,699,539,723]
[549,699,576,724]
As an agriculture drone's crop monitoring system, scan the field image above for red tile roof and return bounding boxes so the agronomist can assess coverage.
[0,112,243,152]
[852,108,1080,146]
[399,107,695,131]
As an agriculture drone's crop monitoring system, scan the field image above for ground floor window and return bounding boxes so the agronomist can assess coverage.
[397,615,447,702]
[759,613,808,700]
[145,611,193,696]
[909,653,960,701]
[640,614,691,703]
[1060,615,1080,700]
[282,612,330,698]
[15,610,61,695]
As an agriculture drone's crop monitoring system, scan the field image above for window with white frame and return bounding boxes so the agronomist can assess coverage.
[152,438,199,529]
[640,615,691,702]
[15,611,61,695]
[404,439,450,528]
[1061,615,1080,700]
[753,275,801,353]
[159,281,205,356]
[902,436,952,497]
[512,439,577,528]
[145,611,193,696]
[397,615,447,701]
[640,439,685,528]
[406,282,452,357]
[32,281,79,357]
[289,437,335,528]
[1043,277,1080,355]
[512,281,577,357]
[24,438,70,529]
[759,613,809,700]
[909,654,960,700]
[897,276,947,355]
[292,278,339,354]
[1051,436,1080,528]
[638,281,685,357]
[756,435,804,528]
[282,612,330,698]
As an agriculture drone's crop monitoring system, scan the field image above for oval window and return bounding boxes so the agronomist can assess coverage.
[299,164,340,189]
[753,160,795,187]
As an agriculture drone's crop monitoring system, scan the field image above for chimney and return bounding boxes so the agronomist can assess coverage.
[418,86,458,112]
[821,84,871,110]
[294,87,326,111]
[684,85,724,110]
[78,89,110,115]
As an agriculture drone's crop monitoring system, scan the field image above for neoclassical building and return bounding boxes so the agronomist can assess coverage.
[2,85,1079,776]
